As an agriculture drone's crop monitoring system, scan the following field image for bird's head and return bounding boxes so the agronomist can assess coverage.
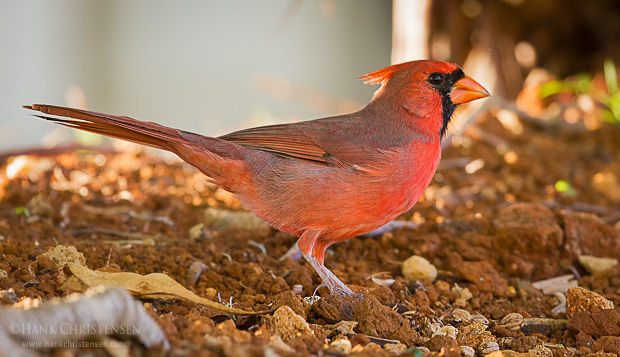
[360,60,490,138]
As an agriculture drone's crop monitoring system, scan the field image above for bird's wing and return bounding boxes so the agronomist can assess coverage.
[219,116,377,167]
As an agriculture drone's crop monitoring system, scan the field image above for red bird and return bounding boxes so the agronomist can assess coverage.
[25,60,489,295]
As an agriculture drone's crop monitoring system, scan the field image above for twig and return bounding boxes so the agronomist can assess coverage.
[539,200,612,216]
[82,205,174,227]
[68,227,162,242]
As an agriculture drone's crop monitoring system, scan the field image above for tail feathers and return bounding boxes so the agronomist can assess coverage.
[24,104,251,190]
[24,104,185,150]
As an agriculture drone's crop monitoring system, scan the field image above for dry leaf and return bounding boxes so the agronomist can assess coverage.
[60,263,271,315]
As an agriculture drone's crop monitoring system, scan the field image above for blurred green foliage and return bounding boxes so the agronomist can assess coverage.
[14,207,31,218]
[540,59,620,124]
[555,180,576,197]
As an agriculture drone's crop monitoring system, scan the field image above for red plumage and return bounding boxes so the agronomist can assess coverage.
[25,60,489,295]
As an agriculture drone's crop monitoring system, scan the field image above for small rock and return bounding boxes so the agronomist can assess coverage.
[532,275,578,295]
[456,261,508,296]
[28,194,53,216]
[426,334,458,352]
[189,223,212,240]
[384,343,407,354]
[562,211,620,259]
[37,245,86,270]
[568,307,620,338]
[459,345,475,357]
[0,289,17,304]
[585,352,617,357]
[451,309,472,323]
[313,294,422,346]
[498,337,515,349]
[271,305,313,341]
[323,321,358,338]
[313,295,356,323]
[402,255,437,282]
[369,286,397,306]
[529,344,553,357]
[566,287,614,318]
[272,291,310,319]
[498,313,525,331]
[267,335,296,354]
[578,255,618,274]
[470,314,490,326]
[460,322,495,351]
[477,340,499,355]
[512,336,537,353]
[459,322,488,337]
[575,331,595,348]
[419,317,442,337]
[493,203,563,253]
[329,338,352,354]
[432,326,458,339]
[592,336,620,355]
[414,346,431,355]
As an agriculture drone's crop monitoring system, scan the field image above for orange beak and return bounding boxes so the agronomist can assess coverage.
[450,75,490,104]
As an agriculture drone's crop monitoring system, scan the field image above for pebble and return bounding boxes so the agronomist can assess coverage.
[384,343,407,354]
[451,309,472,323]
[414,346,431,355]
[470,314,490,326]
[189,223,211,240]
[529,344,553,357]
[329,338,352,354]
[271,305,313,341]
[566,287,614,318]
[459,345,475,357]
[432,326,458,339]
[578,255,618,274]
[477,340,499,355]
[38,245,86,270]
[456,261,509,296]
[402,255,437,282]
[498,313,525,331]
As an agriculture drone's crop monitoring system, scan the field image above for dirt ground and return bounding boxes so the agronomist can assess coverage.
[0,102,619,356]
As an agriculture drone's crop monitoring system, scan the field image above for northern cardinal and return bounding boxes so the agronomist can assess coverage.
[24,60,489,295]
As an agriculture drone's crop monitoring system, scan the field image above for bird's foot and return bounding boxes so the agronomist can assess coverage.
[306,257,362,298]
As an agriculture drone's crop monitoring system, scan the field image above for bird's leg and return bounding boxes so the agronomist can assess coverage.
[302,252,354,295]
[297,230,354,296]
[284,220,420,260]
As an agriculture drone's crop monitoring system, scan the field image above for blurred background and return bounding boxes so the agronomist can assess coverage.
[1,0,619,152]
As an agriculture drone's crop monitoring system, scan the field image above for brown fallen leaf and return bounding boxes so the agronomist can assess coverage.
[60,263,272,316]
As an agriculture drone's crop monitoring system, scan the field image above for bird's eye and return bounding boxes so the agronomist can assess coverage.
[428,72,444,85]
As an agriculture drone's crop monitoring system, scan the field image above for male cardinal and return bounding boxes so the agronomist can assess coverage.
[24,60,489,295]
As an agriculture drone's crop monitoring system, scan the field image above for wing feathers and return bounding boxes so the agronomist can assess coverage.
[219,124,331,164]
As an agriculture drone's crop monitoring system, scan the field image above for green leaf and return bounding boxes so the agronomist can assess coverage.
[15,207,31,218]
[555,180,576,197]
[604,58,618,96]
[539,81,566,98]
